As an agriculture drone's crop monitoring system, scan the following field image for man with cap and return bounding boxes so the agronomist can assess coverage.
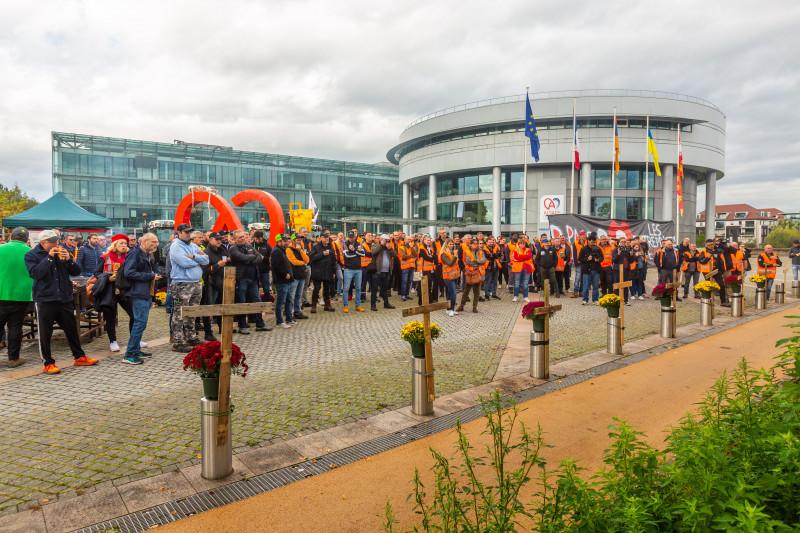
[25,229,98,374]
[168,224,209,352]
[0,227,33,367]
[270,233,295,328]
[535,237,558,298]
[368,234,397,311]
[578,232,604,305]
[341,230,366,313]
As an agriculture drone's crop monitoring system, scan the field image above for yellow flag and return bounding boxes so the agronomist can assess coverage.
[647,129,661,177]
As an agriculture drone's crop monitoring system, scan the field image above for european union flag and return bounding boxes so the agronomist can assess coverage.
[525,92,540,162]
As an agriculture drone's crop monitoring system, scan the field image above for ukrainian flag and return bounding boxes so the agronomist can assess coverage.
[647,129,661,177]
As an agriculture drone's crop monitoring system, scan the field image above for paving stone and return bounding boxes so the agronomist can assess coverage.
[116,471,194,513]
[0,508,46,533]
[285,429,352,459]
[236,442,304,475]
[42,486,125,533]
[179,457,254,493]
[365,410,421,433]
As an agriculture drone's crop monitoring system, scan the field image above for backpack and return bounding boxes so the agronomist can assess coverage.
[115,256,132,290]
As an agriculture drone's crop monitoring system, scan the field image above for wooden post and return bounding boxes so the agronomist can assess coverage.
[402,275,448,402]
[613,264,633,345]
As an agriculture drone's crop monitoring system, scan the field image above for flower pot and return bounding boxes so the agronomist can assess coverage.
[202,376,220,400]
[606,306,620,318]
[410,341,426,358]
[659,296,673,308]
[532,316,545,333]
[756,282,766,289]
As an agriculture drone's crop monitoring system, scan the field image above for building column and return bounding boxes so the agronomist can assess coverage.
[492,166,501,236]
[428,174,437,237]
[401,182,410,235]
[662,164,674,222]
[580,162,592,215]
[705,171,717,241]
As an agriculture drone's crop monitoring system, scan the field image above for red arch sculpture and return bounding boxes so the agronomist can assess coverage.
[231,190,286,246]
[174,190,243,233]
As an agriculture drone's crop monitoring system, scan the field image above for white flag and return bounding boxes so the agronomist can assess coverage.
[309,191,319,223]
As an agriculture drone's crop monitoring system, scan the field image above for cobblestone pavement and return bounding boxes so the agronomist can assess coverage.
[0,285,703,513]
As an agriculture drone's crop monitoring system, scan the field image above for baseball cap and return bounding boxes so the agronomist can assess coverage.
[209,231,225,239]
[38,229,59,243]
[176,223,193,232]
[10,227,29,242]
[275,233,290,242]
[289,233,297,241]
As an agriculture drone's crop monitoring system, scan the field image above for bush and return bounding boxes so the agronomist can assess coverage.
[387,317,800,532]
[766,227,800,249]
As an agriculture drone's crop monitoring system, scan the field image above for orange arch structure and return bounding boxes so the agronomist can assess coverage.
[231,190,286,246]
[174,190,243,233]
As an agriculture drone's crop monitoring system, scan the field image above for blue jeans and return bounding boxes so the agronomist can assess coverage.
[126,297,151,354]
[512,271,530,298]
[444,279,458,310]
[484,270,498,297]
[573,265,582,293]
[793,264,800,281]
[766,278,775,299]
[582,270,600,302]
[342,269,362,307]
[236,278,265,329]
[400,268,414,298]
[259,272,271,296]
[293,277,306,316]
[274,282,294,325]
[335,264,343,294]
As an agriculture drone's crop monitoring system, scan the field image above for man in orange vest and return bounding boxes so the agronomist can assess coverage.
[757,244,783,300]
[554,236,572,296]
[360,232,375,297]
[457,239,487,313]
[598,235,614,295]
[397,235,417,301]
[483,236,502,300]
[571,230,587,298]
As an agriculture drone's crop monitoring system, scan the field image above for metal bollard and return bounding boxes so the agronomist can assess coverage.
[730,293,743,318]
[200,398,233,480]
[755,288,767,310]
[530,331,549,379]
[775,283,785,304]
[411,356,434,416]
[607,317,623,355]
[660,305,676,338]
[792,280,799,299]
[701,298,713,326]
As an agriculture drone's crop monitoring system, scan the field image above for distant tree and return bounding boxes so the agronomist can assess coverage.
[0,184,38,225]
[766,226,800,248]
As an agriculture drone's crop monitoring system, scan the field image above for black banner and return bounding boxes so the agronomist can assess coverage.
[547,214,676,250]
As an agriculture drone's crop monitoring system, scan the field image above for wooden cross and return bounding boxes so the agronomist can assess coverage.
[181,267,272,446]
[402,275,448,402]
[613,264,633,344]
[533,279,562,341]
[665,273,682,308]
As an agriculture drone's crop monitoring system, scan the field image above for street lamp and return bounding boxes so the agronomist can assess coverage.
[142,212,149,233]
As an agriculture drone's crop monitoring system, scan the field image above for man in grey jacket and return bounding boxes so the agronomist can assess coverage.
[368,235,396,311]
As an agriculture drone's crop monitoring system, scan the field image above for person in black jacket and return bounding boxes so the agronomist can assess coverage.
[368,235,397,311]
[535,238,558,298]
[309,233,336,313]
[579,233,604,304]
[229,230,270,333]
[252,231,272,301]
[122,233,160,364]
[612,239,636,305]
[271,234,295,327]
[24,230,97,374]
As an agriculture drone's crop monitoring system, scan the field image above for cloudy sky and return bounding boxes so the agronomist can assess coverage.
[1,0,798,211]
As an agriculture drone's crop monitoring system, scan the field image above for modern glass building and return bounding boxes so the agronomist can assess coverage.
[52,132,401,232]
[387,89,726,239]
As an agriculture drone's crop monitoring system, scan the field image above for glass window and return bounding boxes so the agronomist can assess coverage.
[591,197,611,218]
[463,175,479,194]
[91,155,105,176]
[734,212,747,219]
[62,152,77,174]
[478,173,493,193]
[592,169,612,189]
[502,170,523,192]
[500,198,523,224]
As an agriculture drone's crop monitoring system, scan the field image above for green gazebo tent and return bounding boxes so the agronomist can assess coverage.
[3,192,111,231]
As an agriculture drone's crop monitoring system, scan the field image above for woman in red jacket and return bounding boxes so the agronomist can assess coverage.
[97,234,135,353]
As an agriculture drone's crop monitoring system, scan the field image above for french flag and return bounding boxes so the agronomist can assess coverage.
[572,106,581,171]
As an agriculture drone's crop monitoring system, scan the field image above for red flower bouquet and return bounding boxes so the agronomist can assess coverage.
[521,300,545,320]
[724,274,742,285]
[182,341,249,378]
[651,283,669,298]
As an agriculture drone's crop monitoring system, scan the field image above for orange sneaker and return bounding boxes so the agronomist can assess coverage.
[355,306,365,312]
[343,307,350,313]
[43,363,61,374]
[73,356,98,367]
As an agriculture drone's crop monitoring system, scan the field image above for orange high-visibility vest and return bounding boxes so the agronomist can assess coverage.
[680,251,695,272]
[361,242,372,268]
[600,244,613,268]
[440,250,460,280]
[332,240,344,266]
[730,250,745,273]
[417,244,436,272]
[573,240,584,262]
[556,247,567,272]
[758,252,778,279]
[399,244,417,270]
[483,244,501,269]
[463,248,486,277]
[697,249,714,274]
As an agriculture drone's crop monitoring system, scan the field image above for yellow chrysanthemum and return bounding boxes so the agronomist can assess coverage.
[598,294,621,308]
[400,320,442,344]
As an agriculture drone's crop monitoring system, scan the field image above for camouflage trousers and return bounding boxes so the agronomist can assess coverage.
[170,282,203,345]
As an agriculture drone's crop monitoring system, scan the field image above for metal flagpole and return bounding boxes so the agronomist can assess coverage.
[610,108,616,218]
[644,115,650,220]
[522,87,529,236]
[676,124,681,242]
[570,99,576,213]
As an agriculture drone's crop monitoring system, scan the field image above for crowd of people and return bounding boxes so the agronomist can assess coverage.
[0,223,795,374]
